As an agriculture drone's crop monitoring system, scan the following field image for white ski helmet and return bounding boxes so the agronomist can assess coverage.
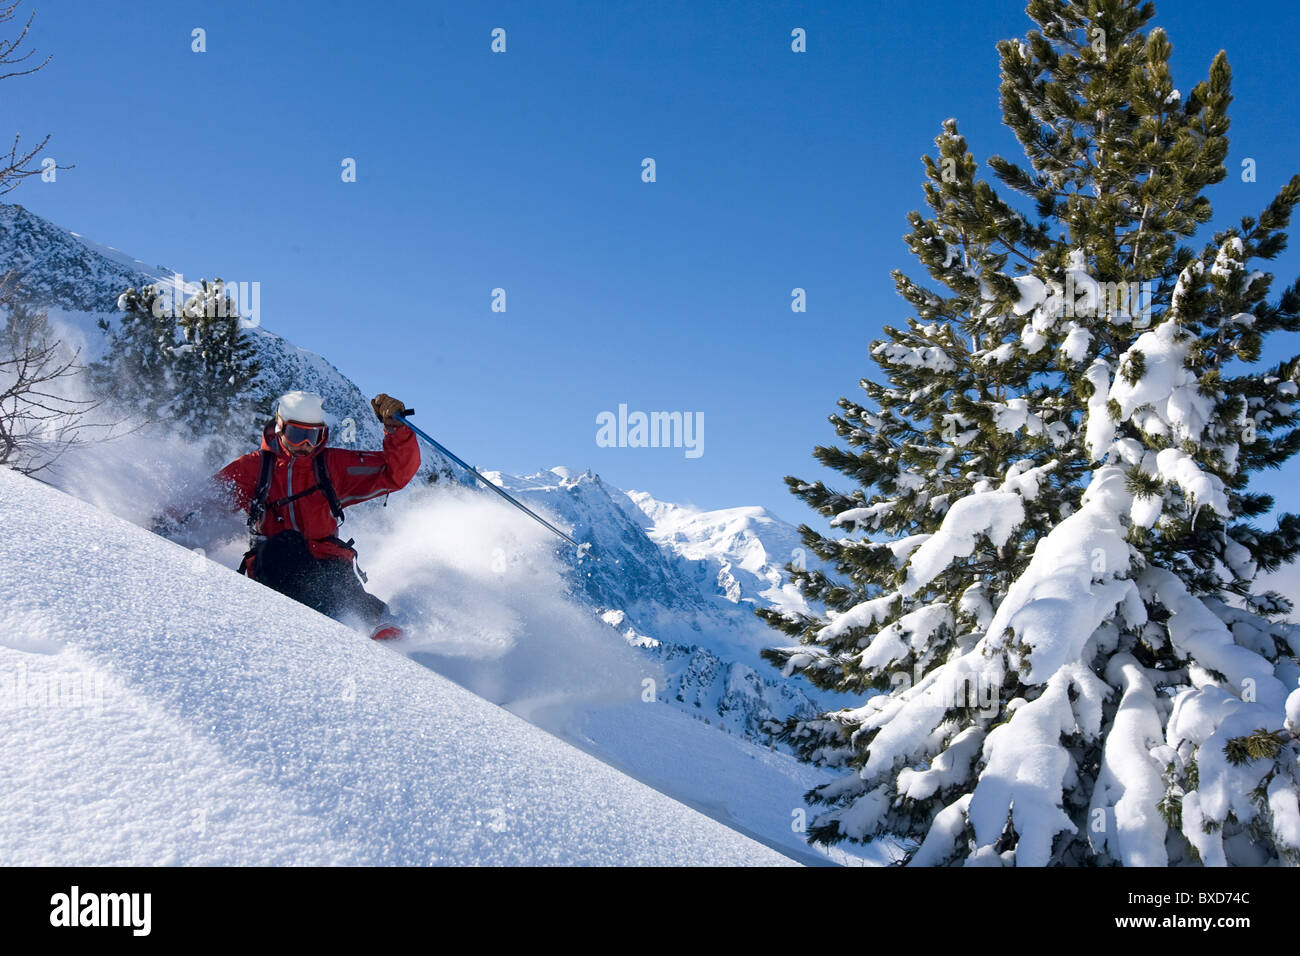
[276,390,326,424]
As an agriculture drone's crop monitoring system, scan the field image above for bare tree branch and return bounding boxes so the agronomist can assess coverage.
[0,276,112,474]
[0,2,68,195]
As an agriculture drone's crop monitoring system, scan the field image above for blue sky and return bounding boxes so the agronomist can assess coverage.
[11,0,1300,525]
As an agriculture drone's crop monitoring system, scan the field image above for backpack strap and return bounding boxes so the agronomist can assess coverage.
[320,534,367,582]
[314,449,346,525]
[247,447,277,536]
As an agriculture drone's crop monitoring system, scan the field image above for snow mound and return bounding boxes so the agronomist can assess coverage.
[0,468,794,866]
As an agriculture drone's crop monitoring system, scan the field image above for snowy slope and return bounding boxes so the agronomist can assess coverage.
[0,467,796,866]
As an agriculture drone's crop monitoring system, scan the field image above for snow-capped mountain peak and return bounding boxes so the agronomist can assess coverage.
[627,490,812,614]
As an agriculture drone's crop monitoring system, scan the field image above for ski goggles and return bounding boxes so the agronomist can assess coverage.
[279,420,327,450]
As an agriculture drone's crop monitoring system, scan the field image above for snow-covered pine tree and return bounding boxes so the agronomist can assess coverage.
[173,278,268,462]
[91,285,179,422]
[760,0,1300,866]
[92,280,267,461]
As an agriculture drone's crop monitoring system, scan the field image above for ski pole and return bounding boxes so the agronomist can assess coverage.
[395,412,583,549]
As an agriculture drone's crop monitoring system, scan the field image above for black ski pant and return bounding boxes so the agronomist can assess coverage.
[248,530,389,629]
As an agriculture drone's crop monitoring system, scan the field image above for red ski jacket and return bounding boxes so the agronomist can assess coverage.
[216,422,420,563]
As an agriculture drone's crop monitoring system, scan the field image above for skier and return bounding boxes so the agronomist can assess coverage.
[215,390,419,640]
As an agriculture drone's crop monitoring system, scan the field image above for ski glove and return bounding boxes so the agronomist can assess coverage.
[150,507,196,537]
[371,393,408,429]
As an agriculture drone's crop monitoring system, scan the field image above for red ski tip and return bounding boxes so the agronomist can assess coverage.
[369,624,404,641]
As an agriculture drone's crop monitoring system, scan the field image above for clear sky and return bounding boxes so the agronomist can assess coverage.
[11,0,1300,524]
